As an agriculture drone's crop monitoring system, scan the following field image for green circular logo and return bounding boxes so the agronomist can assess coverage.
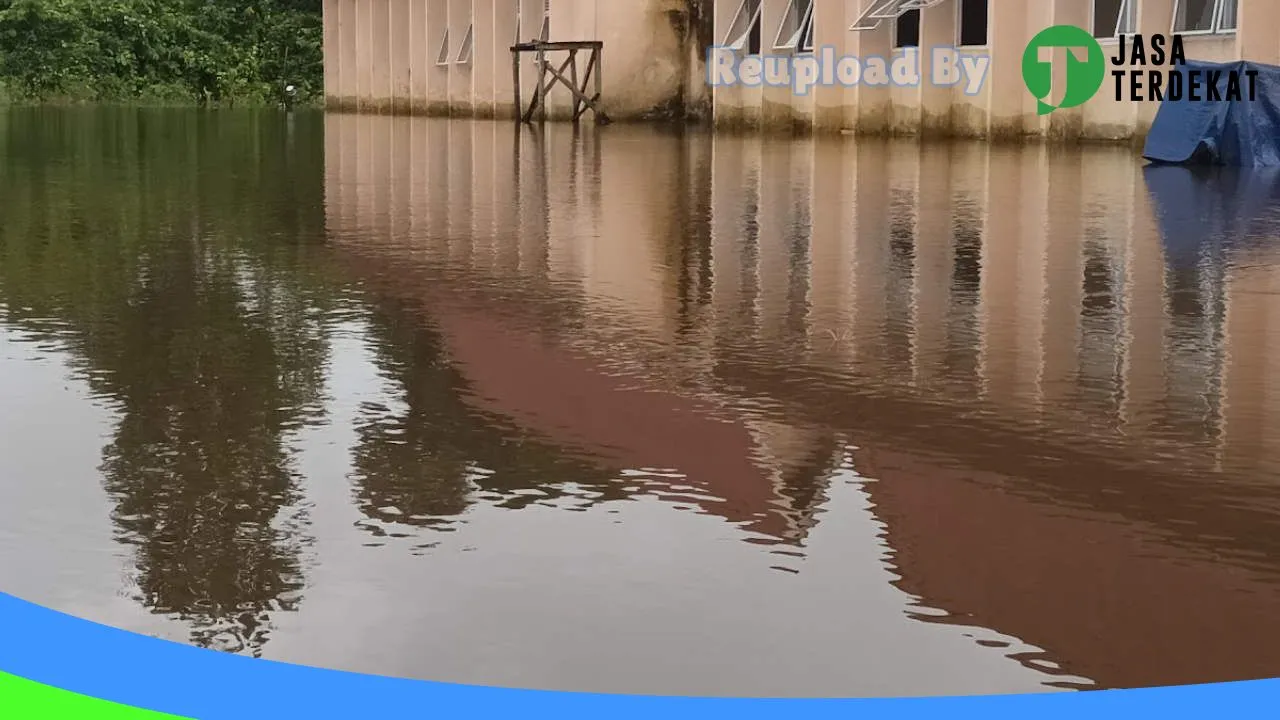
[1022,25,1107,115]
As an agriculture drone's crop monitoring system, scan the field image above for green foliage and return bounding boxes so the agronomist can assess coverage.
[0,0,322,104]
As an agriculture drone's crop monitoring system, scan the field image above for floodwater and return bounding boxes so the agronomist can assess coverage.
[2,108,1280,698]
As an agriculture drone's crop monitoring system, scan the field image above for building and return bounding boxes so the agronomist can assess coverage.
[325,1,1280,140]
[321,0,713,121]
[712,0,1276,139]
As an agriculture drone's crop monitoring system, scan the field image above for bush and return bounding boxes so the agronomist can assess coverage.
[0,0,322,104]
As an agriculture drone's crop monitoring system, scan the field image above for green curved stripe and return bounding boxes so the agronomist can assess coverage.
[0,671,191,719]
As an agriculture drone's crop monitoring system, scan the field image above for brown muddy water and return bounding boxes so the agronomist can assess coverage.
[2,108,1280,698]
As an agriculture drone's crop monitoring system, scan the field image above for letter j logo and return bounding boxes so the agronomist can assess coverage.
[1022,25,1106,115]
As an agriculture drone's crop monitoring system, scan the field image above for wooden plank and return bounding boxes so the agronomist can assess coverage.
[511,40,603,52]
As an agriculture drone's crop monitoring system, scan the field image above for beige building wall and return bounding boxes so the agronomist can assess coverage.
[712,0,1265,139]
[323,0,711,120]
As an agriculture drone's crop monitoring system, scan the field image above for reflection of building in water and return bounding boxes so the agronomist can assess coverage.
[858,443,1280,690]
[325,114,1280,491]
[325,115,1280,687]
[1223,259,1280,471]
[325,114,840,546]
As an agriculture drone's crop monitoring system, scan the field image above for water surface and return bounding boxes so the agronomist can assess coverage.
[3,108,1280,697]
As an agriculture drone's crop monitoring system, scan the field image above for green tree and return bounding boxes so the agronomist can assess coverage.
[0,0,322,104]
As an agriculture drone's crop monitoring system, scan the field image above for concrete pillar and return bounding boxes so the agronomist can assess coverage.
[1238,0,1280,64]
[986,0,1029,137]
[356,0,373,109]
[471,0,498,117]
[847,4,893,133]
[887,4,925,135]
[450,0,475,113]
[411,0,431,112]
[811,0,852,131]
[324,0,339,106]
[759,0,793,130]
[1044,0,1090,140]
[370,0,394,111]
[711,0,759,129]
[427,0,451,113]
[492,0,519,118]
[338,0,360,109]
[391,0,413,113]
[919,1,958,136]
[518,0,544,118]
[1135,0,1176,132]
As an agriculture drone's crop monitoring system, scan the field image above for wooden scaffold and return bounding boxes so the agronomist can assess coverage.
[511,40,611,125]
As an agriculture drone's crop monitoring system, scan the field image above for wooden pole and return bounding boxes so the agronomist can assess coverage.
[594,45,605,125]
[569,48,580,122]
[512,47,521,122]
[536,45,547,123]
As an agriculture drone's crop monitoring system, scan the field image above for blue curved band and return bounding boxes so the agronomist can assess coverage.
[0,591,1274,718]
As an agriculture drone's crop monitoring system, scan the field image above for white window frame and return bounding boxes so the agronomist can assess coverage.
[773,0,815,54]
[1172,0,1238,35]
[1217,0,1238,31]
[1090,0,1138,40]
[435,28,451,66]
[722,0,764,55]
[456,23,474,64]
[956,0,989,48]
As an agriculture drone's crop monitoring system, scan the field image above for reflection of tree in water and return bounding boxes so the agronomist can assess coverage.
[0,108,331,655]
[350,297,625,536]
[98,240,325,654]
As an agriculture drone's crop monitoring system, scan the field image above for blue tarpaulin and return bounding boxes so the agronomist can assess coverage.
[1143,164,1280,266]
[1143,60,1280,167]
